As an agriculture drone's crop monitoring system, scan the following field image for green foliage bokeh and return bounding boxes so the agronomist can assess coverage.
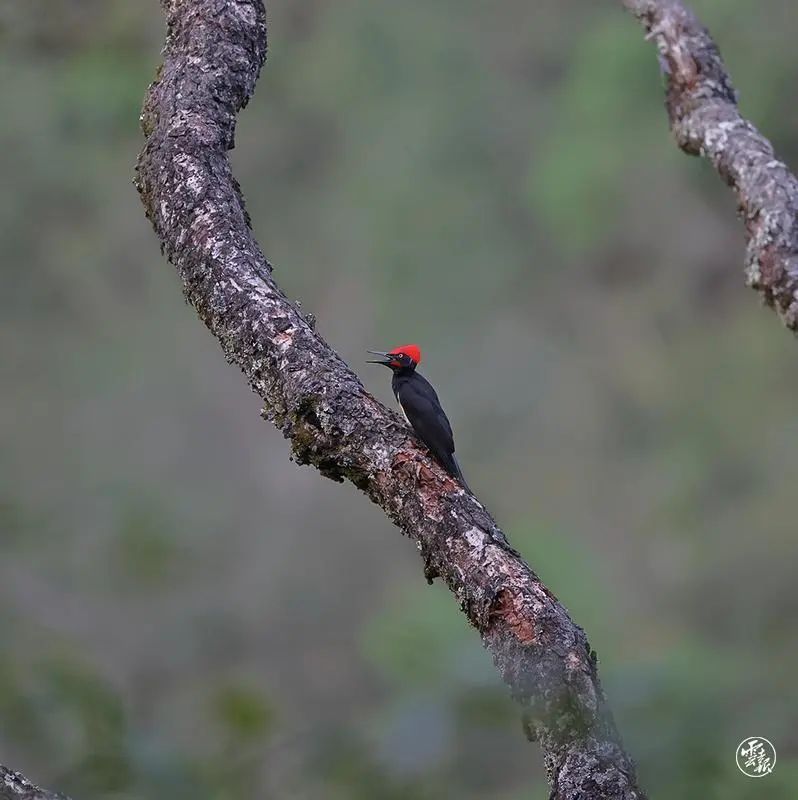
[1,1,798,797]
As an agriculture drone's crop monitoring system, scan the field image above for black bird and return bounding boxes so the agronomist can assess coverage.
[368,344,471,493]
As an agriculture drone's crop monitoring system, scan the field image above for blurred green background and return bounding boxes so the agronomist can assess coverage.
[2,0,797,797]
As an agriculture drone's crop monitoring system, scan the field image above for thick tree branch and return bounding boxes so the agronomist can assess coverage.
[134,1,645,797]
[624,0,798,329]
[0,766,70,800]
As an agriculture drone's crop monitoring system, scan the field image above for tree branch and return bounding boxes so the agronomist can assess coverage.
[134,1,645,797]
[0,766,70,800]
[624,0,798,329]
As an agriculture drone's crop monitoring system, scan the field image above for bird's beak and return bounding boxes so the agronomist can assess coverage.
[367,350,394,366]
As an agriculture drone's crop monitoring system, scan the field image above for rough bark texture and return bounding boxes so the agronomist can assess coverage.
[0,767,70,800]
[134,1,645,798]
[624,0,798,329]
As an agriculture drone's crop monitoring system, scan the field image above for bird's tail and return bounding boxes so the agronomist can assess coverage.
[450,454,472,495]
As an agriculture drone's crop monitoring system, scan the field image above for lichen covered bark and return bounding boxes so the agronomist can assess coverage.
[134,1,645,796]
[625,0,798,329]
[0,767,70,800]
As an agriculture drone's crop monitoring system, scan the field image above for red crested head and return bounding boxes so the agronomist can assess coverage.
[389,344,421,366]
[367,344,422,371]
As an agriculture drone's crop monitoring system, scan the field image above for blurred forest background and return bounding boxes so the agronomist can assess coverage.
[2,0,798,798]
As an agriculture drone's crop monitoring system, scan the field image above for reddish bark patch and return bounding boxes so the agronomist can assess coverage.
[274,330,293,348]
[758,246,785,290]
[490,588,537,645]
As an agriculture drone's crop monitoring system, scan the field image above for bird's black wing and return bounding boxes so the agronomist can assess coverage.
[397,373,456,462]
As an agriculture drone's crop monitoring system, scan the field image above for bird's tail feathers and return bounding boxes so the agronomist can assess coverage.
[450,454,472,495]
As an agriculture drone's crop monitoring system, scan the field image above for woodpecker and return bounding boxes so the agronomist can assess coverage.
[368,344,471,493]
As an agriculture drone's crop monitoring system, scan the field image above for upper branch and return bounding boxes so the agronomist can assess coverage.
[135,1,645,797]
[624,0,798,329]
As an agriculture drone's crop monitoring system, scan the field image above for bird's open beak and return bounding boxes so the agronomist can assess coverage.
[367,350,394,366]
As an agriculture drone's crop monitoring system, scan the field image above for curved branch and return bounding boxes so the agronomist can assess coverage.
[0,766,70,800]
[624,0,798,329]
[135,2,645,797]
